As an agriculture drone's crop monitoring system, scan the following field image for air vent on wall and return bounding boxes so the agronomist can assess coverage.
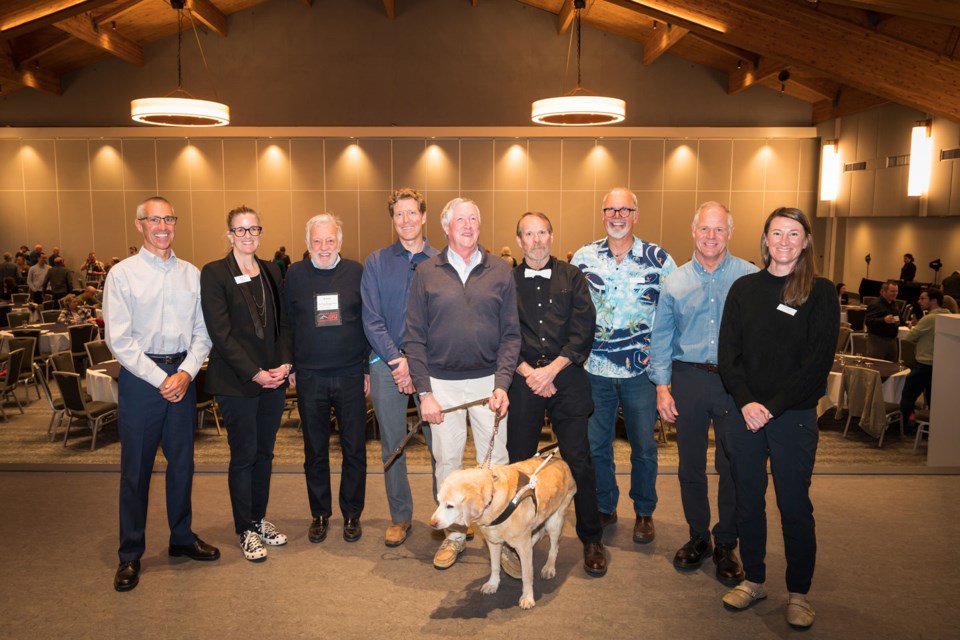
[886,154,909,168]
[844,161,867,172]
[941,148,960,160]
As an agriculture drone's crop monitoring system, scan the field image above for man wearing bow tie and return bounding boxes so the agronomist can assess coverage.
[505,211,607,577]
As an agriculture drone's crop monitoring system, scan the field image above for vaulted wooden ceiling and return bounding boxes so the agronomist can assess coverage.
[2,0,958,123]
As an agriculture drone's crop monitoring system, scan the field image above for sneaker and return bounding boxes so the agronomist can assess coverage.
[786,593,816,629]
[500,545,522,580]
[433,538,466,570]
[255,519,288,546]
[240,530,267,563]
[722,580,767,610]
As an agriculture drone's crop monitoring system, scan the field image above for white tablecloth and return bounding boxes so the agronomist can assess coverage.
[818,358,909,417]
[86,365,118,403]
[0,329,70,355]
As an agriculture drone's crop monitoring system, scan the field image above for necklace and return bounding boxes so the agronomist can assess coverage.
[250,272,267,328]
[611,244,632,260]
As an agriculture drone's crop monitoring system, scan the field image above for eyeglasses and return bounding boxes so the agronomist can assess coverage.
[231,226,263,237]
[137,216,178,225]
[602,207,636,218]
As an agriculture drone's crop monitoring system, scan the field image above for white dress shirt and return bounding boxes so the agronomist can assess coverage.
[446,247,482,284]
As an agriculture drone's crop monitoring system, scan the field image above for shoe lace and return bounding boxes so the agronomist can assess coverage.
[259,519,278,538]
[243,530,265,552]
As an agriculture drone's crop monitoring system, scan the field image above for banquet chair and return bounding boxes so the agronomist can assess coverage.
[0,348,26,420]
[0,305,11,328]
[836,325,852,353]
[49,350,76,374]
[943,295,958,314]
[838,365,903,447]
[41,299,58,311]
[11,327,47,378]
[913,410,931,453]
[193,368,221,435]
[7,336,40,402]
[41,309,61,323]
[11,293,29,304]
[846,307,866,332]
[54,371,118,450]
[68,324,99,374]
[6,310,29,328]
[34,362,66,441]
[849,332,868,356]
[84,340,114,367]
[862,296,878,306]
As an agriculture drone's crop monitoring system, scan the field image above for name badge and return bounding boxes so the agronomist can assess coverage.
[315,293,342,327]
[234,274,251,284]
[777,303,797,316]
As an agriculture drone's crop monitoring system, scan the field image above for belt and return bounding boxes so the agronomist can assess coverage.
[684,361,719,374]
[146,352,187,365]
[531,357,556,368]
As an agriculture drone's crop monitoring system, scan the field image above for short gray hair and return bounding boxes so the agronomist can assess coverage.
[440,198,481,228]
[693,201,734,229]
[305,213,343,246]
[601,188,638,211]
[136,196,174,219]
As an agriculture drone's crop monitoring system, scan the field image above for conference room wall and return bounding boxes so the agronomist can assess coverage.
[0,133,819,271]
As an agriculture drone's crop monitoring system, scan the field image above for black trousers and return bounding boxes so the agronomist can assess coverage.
[296,371,367,520]
[507,365,602,544]
[671,362,737,546]
[725,403,818,594]
[899,362,932,421]
[218,388,286,534]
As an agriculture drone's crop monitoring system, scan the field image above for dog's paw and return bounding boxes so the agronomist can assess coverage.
[519,595,536,609]
[480,580,500,595]
[541,565,556,580]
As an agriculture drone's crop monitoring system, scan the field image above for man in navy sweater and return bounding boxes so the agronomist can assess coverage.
[285,213,370,545]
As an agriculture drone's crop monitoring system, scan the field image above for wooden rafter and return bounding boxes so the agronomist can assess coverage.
[0,0,115,38]
[54,13,144,65]
[186,0,227,38]
[383,0,395,19]
[558,0,576,34]
[818,0,960,28]
[812,86,888,123]
[0,53,60,94]
[643,22,688,64]
[728,56,782,94]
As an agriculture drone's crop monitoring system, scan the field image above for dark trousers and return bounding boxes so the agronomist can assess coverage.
[725,403,818,594]
[507,365,602,544]
[671,362,737,546]
[218,388,286,534]
[866,334,898,362]
[117,362,197,562]
[296,370,367,519]
[899,362,933,421]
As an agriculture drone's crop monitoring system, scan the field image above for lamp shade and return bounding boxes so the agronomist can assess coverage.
[131,95,230,127]
[531,95,626,126]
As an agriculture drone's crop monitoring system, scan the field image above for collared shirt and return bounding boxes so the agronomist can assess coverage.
[865,297,900,339]
[514,256,595,367]
[903,307,949,364]
[311,254,341,270]
[573,235,677,378]
[447,247,482,284]
[649,251,758,386]
[103,247,212,388]
[362,238,438,364]
[26,263,49,292]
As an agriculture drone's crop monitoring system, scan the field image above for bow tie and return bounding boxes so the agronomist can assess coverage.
[525,268,552,279]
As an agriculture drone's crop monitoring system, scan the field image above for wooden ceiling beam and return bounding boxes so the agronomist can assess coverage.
[0,54,61,94]
[817,1,960,28]
[54,13,143,66]
[643,22,688,64]
[383,0,396,19]
[186,0,227,38]
[1,0,115,39]
[812,86,889,122]
[98,0,149,25]
[558,0,576,34]
[20,34,72,65]
[728,56,782,94]
[688,33,757,65]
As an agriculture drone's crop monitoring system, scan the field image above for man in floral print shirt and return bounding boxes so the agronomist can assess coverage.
[572,187,676,546]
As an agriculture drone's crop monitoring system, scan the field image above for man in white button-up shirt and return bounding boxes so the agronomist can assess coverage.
[103,196,215,593]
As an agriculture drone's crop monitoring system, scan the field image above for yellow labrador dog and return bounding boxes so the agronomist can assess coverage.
[429,456,576,609]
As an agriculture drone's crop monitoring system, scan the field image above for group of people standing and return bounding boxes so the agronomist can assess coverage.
[102,189,838,630]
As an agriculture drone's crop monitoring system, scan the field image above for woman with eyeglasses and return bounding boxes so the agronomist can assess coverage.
[200,205,293,563]
[717,207,839,630]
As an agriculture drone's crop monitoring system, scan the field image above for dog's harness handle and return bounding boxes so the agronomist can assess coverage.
[487,451,557,526]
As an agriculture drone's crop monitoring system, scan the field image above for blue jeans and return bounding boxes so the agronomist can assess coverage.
[586,372,658,516]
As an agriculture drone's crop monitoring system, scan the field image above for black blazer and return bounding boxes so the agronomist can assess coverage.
[200,252,292,397]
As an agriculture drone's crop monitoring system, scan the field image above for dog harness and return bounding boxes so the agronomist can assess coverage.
[488,443,560,526]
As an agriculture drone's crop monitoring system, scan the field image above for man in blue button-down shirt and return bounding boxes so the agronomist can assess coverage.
[650,201,757,585]
[361,188,439,548]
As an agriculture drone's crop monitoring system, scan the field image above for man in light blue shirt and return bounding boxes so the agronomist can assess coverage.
[649,201,757,585]
[573,187,676,545]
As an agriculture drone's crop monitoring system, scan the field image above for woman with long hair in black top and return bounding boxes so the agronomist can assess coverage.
[717,207,839,630]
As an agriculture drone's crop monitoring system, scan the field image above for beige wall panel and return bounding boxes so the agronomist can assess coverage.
[221,191,259,217]
[358,190,394,261]
[527,140,561,192]
[834,170,852,217]
[90,191,127,260]
[660,191,697,256]
[290,139,325,191]
[856,110,879,161]
[291,191,326,254]
[848,170,875,216]
[728,191,766,264]
[222,140,258,191]
[561,139,596,191]
[425,140,459,191]
[764,191,799,212]
[595,139,630,192]
[187,140,224,191]
[325,191,360,261]
[88,140,124,191]
[876,107,915,159]
[494,140,528,191]
[324,140,360,191]
[460,140,493,192]
[157,190,192,264]
[493,191,528,256]
[471,191,495,251]
[731,140,767,192]
[23,190,60,248]
[765,139,801,191]
[0,192,28,246]
[423,190,459,248]
[393,140,427,191]
[630,139,665,192]
[798,191,817,217]
[694,191,732,212]
[357,139,391,192]
[156,139,191,192]
[663,140,698,192]
[798,139,819,194]
[633,191,664,248]
[873,167,919,217]
[191,189,226,226]
[55,140,90,191]
[257,140,292,191]
[0,140,23,190]
[951,162,960,214]
[841,217,960,287]
[21,140,57,190]
[563,190,601,256]
[121,139,157,192]
[57,190,93,266]
[928,152,953,216]
[190,190,231,268]
[257,191,294,262]
[696,140,732,192]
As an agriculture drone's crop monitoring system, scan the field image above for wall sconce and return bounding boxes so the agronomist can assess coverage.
[820,139,840,201]
[907,120,932,197]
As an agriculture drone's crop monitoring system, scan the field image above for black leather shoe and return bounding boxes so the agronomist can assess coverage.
[343,517,362,542]
[168,538,220,561]
[714,545,745,586]
[633,515,655,544]
[599,511,618,529]
[583,542,608,576]
[309,516,329,543]
[673,537,712,569]
[114,560,140,592]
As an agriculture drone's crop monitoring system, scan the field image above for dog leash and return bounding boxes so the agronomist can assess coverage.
[487,444,559,525]
[382,397,490,471]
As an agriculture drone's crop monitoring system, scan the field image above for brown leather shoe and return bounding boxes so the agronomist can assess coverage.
[598,511,618,529]
[583,542,607,576]
[633,515,655,544]
[384,522,411,547]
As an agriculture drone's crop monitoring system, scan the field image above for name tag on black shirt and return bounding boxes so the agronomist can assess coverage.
[315,293,342,327]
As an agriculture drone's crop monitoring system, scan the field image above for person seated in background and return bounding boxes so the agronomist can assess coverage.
[942,270,960,300]
[80,286,102,308]
[900,253,917,282]
[864,280,900,361]
[836,282,849,305]
[499,245,517,267]
[57,293,98,325]
[900,289,948,432]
